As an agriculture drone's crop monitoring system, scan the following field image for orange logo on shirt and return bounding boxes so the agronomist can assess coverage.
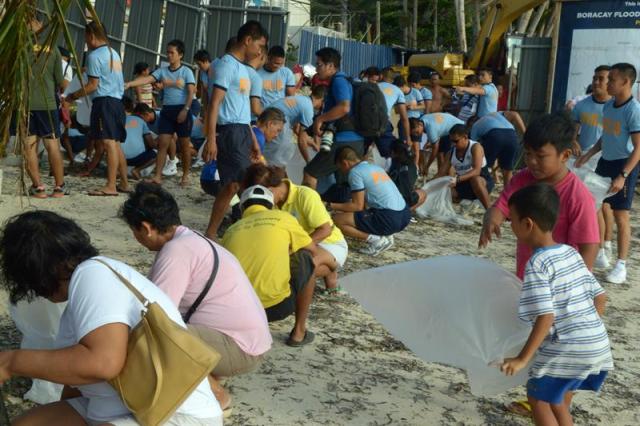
[284,97,297,108]
[434,113,444,124]
[263,79,283,91]
[239,78,250,94]
[126,119,139,129]
[603,118,622,136]
[371,172,391,184]
[383,88,393,96]
[580,112,601,127]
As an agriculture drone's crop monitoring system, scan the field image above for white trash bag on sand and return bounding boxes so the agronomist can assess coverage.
[415,177,474,226]
[568,153,611,209]
[341,256,531,396]
[10,298,66,404]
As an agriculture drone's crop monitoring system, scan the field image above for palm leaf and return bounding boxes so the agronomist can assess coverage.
[0,0,99,192]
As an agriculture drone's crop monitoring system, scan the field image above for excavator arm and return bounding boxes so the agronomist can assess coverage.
[468,0,547,70]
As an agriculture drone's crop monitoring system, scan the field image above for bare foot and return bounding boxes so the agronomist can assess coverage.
[324,270,339,290]
[179,176,191,187]
[144,176,163,185]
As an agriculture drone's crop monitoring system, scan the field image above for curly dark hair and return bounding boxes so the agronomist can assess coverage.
[0,211,98,304]
[120,182,181,233]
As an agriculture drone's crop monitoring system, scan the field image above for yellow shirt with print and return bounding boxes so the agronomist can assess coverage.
[221,205,312,308]
[280,180,345,245]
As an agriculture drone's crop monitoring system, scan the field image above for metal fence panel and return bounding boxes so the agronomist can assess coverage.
[513,37,552,123]
[246,7,288,48]
[123,0,165,78]
[206,0,248,58]
[37,0,86,60]
[94,0,126,52]
[298,30,394,78]
[162,0,202,64]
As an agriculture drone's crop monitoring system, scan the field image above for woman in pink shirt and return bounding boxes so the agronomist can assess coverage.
[121,182,272,413]
[479,113,599,279]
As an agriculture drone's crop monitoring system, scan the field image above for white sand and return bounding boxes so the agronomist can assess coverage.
[0,164,638,425]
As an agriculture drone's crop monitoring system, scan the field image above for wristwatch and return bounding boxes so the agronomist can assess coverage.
[620,170,629,179]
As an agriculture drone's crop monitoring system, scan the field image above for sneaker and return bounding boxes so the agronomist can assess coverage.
[606,261,627,284]
[162,158,178,176]
[359,236,394,256]
[594,249,610,269]
[320,132,334,152]
[387,234,395,245]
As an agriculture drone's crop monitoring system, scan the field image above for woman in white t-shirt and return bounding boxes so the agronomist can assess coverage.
[0,211,222,425]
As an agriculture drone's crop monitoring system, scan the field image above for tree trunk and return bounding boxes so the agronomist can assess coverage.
[454,0,467,52]
[473,0,482,39]
[527,1,549,37]
[516,9,533,34]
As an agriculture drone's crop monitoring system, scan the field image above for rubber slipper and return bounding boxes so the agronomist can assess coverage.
[286,330,315,347]
[88,190,119,197]
[505,400,532,417]
[116,186,133,194]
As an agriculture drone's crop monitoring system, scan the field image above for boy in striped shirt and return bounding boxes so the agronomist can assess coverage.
[501,183,613,425]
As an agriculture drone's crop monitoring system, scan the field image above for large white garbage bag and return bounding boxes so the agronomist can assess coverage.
[568,153,611,209]
[10,298,66,404]
[415,177,474,225]
[341,256,531,396]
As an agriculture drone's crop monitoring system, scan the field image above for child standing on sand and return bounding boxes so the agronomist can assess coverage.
[501,183,613,425]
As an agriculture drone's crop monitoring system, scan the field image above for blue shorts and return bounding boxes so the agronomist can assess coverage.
[217,124,253,184]
[126,150,156,167]
[455,168,494,200]
[527,371,608,405]
[480,128,519,171]
[158,105,193,138]
[595,158,640,210]
[354,206,411,236]
[28,110,61,138]
[90,97,126,142]
[438,135,452,156]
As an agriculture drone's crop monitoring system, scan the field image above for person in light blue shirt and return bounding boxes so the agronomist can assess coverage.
[127,39,196,186]
[471,112,519,185]
[455,68,498,118]
[331,146,410,256]
[247,50,266,123]
[265,87,325,166]
[121,101,158,180]
[409,72,433,114]
[577,63,640,285]
[204,21,269,239]
[258,45,296,107]
[378,81,405,116]
[571,66,612,153]
[410,112,464,175]
[395,78,424,119]
[65,21,129,196]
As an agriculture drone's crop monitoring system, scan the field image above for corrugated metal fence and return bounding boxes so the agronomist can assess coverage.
[298,30,395,78]
[38,0,288,80]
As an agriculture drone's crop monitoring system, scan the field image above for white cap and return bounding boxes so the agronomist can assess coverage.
[240,185,274,208]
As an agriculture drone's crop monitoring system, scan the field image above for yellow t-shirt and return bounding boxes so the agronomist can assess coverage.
[280,180,345,245]
[221,205,313,308]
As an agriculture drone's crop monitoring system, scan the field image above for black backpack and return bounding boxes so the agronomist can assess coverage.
[332,75,388,138]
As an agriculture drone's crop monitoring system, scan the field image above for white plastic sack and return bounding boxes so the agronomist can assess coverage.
[370,146,391,171]
[341,256,531,396]
[10,298,66,404]
[415,177,474,225]
[568,153,611,209]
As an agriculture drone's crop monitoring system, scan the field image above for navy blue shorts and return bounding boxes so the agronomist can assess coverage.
[90,97,126,142]
[438,135,452,156]
[596,158,640,210]
[191,137,206,150]
[126,150,156,167]
[480,128,519,171]
[217,124,253,185]
[354,206,411,236]
[527,371,608,405]
[200,179,223,197]
[29,110,61,138]
[158,105,193,138]
[455,168,494,201]
[374,121,395,158]
[69,135,87,153]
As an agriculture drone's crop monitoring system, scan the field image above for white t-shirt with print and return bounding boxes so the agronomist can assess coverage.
[55,256,222,423]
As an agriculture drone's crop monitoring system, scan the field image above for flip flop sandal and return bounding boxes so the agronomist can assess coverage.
[505,400,533,417]
[285,330,315,347]
[116,186,133,194]
[29,185,47,199]
[88,190,119,197]
[51,184,70,198]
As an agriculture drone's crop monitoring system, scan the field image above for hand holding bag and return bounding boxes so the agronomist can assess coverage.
[95,260,221,426]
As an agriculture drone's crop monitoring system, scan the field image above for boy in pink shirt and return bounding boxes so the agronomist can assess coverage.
[479,113,599,279]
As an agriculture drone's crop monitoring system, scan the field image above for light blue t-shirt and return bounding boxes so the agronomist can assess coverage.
[420,87,433,102]
[348,161,406,211]
[258,66,296,107]
[269,95,314,128]
[247,65,263,122]
[86,45,124,100]
[205,57,221,99]
[477,83,498,118]
[470,112,514,140]
[151,65,196,106]
[122,115,151,159]
[601,97,640,161]
[378,82,405,118]
[212,54,251,125]
[571,96,607,151]
[420,113,464,143]
[325,72,361,142]
[405,87,424,119]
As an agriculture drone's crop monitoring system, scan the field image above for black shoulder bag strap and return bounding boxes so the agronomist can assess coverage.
[182,232,219,323]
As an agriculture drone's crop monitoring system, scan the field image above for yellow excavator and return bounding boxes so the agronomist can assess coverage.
[403,0,548,86]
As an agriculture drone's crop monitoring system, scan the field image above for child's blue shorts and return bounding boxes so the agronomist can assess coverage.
[527,371,608,404]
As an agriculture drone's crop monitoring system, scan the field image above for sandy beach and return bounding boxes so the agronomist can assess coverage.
[0,162,638,426]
